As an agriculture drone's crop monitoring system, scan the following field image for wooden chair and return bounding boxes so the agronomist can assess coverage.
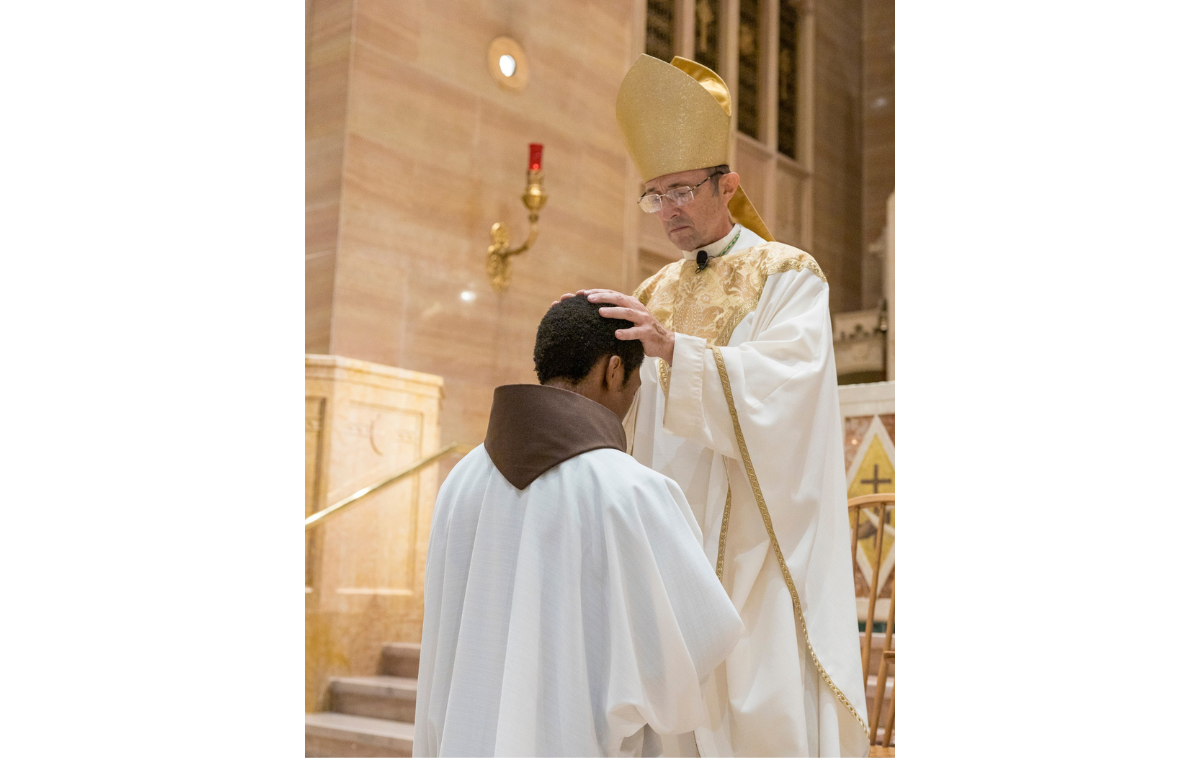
[848,493,895,756]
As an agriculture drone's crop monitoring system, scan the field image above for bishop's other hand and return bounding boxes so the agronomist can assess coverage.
[552,289,675,366]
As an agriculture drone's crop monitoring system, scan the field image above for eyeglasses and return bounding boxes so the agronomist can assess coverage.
[637,173,722,213]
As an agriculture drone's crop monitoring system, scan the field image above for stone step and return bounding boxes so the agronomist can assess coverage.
[380,642,421,679]
[329,675,419,723]
[305,712,414,757]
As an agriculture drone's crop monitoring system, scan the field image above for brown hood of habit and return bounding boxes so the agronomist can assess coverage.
[484,384,627,490]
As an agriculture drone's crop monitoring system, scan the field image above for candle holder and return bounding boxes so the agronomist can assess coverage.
[487,169,548,292]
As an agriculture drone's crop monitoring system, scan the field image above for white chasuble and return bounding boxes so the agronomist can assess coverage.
[414,384,744,757]
[626,234,872,757]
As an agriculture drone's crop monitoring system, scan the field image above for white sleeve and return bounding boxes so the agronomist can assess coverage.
[601,473,744,740]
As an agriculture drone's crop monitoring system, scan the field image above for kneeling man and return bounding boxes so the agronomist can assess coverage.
[414,295,743,757]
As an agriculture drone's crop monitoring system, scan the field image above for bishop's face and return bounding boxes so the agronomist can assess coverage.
[643,167,739,252]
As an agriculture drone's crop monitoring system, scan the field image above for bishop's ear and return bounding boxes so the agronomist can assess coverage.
[720,171,740,202]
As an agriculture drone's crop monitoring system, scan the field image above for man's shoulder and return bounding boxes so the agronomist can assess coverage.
[435,444,489,498]
[563,448,679,501]
[730,241,827,284]
[568,447,663,480]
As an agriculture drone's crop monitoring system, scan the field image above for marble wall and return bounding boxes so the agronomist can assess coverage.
[812,0,863,313]
[811,0,894,317]
[305,0,638,451]
[862,0,894,256]
[860,0,895,308]
[306,0,353,355]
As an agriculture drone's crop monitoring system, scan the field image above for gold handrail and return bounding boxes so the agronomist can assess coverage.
[304,442,475,530]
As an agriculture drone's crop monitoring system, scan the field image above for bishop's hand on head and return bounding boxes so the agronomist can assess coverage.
[553,289,676,366]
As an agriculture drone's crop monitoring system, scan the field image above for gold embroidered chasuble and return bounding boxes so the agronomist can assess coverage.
[635,241,826,395]
[637,241,825,345]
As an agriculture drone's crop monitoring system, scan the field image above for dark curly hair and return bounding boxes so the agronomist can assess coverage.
[534,295,644,385]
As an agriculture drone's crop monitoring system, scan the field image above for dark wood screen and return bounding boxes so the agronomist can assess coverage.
[737,0,760,138]
[694,0,719,71]
[777,0,799,158]
[646,0,675,62]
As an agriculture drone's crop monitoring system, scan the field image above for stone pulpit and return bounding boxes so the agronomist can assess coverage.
[305,355,444,712]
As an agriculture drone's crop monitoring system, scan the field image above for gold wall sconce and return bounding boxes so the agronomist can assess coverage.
[487,143,548,291]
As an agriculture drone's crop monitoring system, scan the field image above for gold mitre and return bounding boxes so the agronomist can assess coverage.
[616,54,773,242]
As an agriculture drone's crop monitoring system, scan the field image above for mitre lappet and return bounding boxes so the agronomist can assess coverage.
[616,54,774,243]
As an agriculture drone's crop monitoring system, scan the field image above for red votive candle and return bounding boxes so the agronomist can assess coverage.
[528,143,543,172]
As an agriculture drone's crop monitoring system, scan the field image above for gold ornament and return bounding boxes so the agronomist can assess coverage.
[486,169,548,292]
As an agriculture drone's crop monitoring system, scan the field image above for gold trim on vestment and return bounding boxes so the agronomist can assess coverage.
[716,486,733,582]
[657,357,671,399]
[714,253,825,347]
[711,347,870,738]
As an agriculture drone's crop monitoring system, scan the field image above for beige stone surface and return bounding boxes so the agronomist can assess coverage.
[862,0,894,267]
[306,0,354,354]
[813,0,863,313]
[305,0,640,451]
[305,355,444,713]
